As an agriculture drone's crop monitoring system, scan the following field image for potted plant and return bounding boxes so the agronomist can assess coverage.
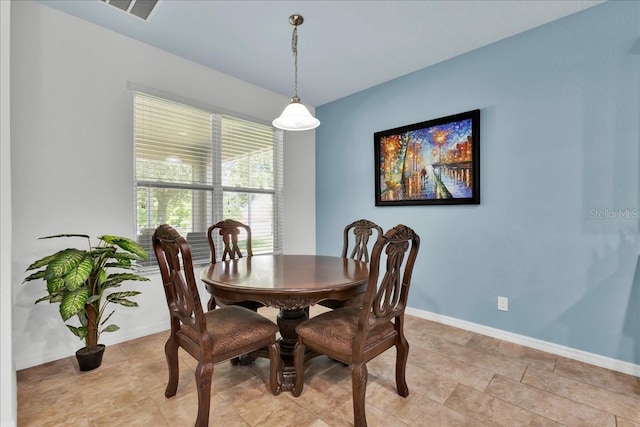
[23,234,150,371]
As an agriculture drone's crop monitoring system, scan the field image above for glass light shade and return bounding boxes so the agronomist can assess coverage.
[272,98,320,131]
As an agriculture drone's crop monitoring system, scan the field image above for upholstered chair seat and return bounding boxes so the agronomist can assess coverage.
[179,305,279,356]
[295,307,396,357]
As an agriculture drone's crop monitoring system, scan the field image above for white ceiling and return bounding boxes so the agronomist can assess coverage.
[39,0,603,107]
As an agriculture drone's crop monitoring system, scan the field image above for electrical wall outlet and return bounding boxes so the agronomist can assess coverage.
[497,296,509,311]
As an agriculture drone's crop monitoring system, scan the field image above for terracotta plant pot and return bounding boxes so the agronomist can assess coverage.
[75,344,105,371]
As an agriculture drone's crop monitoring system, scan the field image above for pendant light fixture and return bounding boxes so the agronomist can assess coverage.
[272,15,320,131]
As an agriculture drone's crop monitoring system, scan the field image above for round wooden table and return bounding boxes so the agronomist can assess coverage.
[200,254,369,392]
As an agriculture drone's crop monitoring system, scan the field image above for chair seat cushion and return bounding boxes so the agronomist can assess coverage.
[181,305,278,355]
[295,307,395,356]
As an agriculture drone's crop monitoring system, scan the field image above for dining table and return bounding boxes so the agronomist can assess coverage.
[200,254,369,392]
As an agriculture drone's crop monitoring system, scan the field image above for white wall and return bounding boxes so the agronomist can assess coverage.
[10,0,315,371]
[1,1,16,425]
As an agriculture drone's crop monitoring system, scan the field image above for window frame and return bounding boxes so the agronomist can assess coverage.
[133,89,283,270]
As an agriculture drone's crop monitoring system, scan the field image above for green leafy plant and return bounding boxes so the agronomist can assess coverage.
[23,234,150,352]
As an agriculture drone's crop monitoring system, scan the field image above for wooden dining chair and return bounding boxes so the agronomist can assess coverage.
[206,219,263,312]
[342,219,384,262]
[293,224,420,427]
[153,224,281,427]
[317,219,383,310]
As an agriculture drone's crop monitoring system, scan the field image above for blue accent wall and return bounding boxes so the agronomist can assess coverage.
[315,1,640,365]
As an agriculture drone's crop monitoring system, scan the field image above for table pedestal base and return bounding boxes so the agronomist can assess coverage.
[232,307,323,392]
[276,307,307,392]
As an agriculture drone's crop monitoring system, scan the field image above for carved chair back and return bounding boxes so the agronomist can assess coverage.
[342,219,383,263]
[153,224,208,350]
[356,224,420,352]
[207,219,253,263]
[206,219,262,312]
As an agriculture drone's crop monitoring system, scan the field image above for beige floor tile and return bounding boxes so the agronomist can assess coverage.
[16,317,640,427]
[16,357,76,386]
[618,417,640,427]
[219,377,320,426]
[523,366,640,422]
[384,390,482,426]
[399,362,458,404]
[554,357,640,397]
[27,417,90,427]
[215,362,276,394]
[18,380,87,427]
[306,360,352,390]
[486,374,617,426]
[158,388,250,427]
[146,358,201,406]
[77,363,148,416]
[365,370,408,404]
[405,318,475,349]
[433,341,528,381]
[445,383,562,426]
[409,346,495,391]
[284,376,354,426]
[218,375,281,412]
[88,398,169,427]
[360,403,412,427]
[283,369,353,417]
[464,334,557,372]
[128,354,174,391]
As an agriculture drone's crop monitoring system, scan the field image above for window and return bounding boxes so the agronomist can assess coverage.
[134,92,283,267]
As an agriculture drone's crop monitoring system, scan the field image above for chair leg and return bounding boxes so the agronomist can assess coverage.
[292,341,306,397]
[351,362,368,427]
[164,336,179,398]
[268,340,282,395]
[194,361,214,427]
[395,337,409,397]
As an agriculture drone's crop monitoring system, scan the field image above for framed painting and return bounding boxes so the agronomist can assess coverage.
[374,109,480,206]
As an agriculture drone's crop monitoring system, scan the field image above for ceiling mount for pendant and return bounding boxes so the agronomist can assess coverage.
[272,14,320,132]
[289,15,303,26]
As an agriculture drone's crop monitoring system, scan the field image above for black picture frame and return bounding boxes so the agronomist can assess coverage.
[374,109,480,206]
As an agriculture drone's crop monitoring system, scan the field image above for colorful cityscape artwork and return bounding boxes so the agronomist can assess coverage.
[374,109,480,206]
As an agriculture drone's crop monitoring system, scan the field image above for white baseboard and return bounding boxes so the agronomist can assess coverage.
[406,307,640,377]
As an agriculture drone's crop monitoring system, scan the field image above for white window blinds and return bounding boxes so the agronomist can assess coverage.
[134,92,283,267]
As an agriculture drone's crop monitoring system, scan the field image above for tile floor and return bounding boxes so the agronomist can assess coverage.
[17,307,640,426]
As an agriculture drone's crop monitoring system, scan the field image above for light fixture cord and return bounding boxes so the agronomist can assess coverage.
[291,25,298,98]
